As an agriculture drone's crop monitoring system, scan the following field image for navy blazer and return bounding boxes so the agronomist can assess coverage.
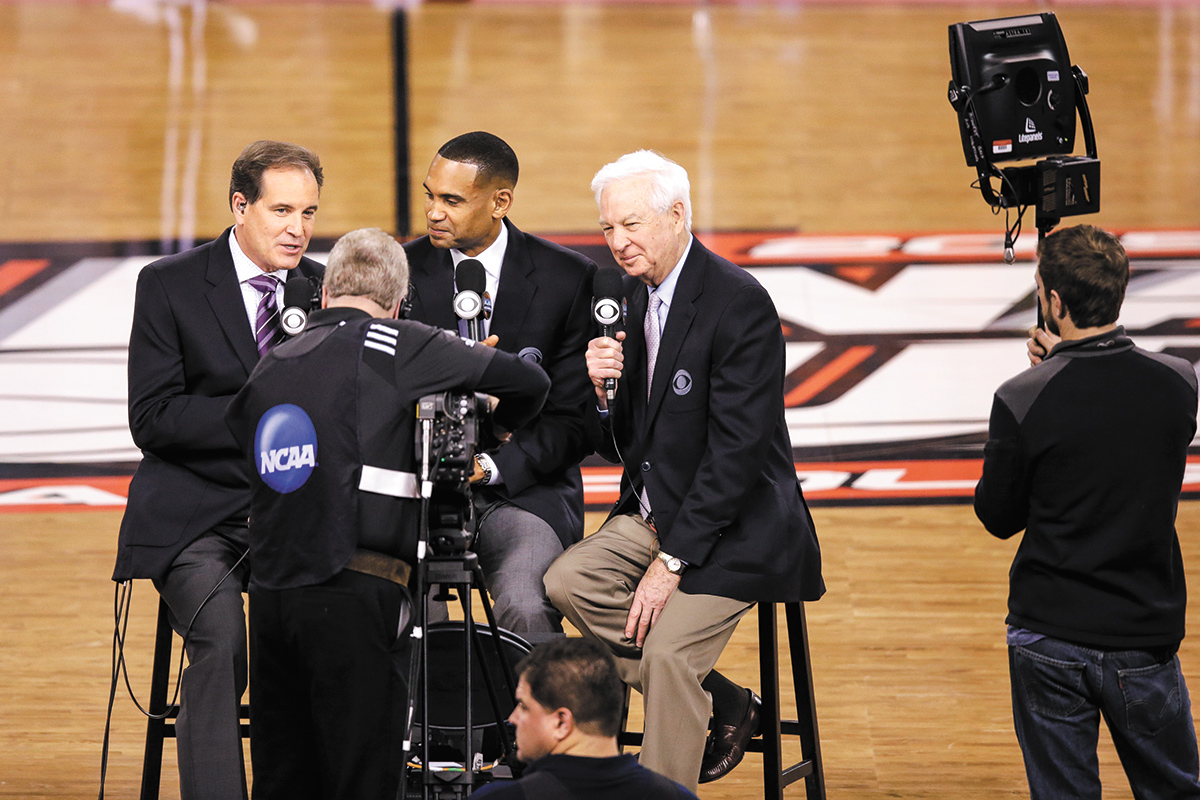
[113,227,324,582]
[598,238,824,604]
[404,219,597,548]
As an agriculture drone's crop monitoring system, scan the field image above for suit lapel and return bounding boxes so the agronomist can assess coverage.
[645,240,704,423]
[489,220,535,349]
[206,229,259,374]
[624,278,649,431]
[410,245,458,330]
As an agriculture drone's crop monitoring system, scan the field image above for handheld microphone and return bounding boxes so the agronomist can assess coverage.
[592,267,624,403]
[454,259,487,342]
[281,275,316,336]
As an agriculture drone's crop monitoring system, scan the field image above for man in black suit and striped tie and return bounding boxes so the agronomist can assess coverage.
[113,140,325,800]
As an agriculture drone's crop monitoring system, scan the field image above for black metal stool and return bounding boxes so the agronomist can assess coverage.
[139,596,251,800]
[620,601,825,800]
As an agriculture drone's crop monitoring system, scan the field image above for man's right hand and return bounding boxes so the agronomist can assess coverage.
[1026,326,1061,367]
[586,331,625,409]
[624,556,681,648]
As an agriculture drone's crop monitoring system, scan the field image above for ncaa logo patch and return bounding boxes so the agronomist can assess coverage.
[672,369,693,396]
[254,404,318,494]
[518,346,543,364]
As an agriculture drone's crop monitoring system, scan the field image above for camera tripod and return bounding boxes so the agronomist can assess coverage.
[398,496,528,800]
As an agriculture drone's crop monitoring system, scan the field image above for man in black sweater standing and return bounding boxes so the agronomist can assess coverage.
[975,224,1200,799]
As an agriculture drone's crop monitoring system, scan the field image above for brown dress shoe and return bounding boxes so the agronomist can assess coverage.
[699,689,762,783]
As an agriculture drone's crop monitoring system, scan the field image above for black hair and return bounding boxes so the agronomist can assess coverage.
[437,131,519,189]
[516,638,624,738]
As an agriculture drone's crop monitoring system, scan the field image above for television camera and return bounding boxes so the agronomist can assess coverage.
[406,389,528,799]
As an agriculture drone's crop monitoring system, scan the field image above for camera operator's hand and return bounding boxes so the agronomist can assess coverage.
[480,334,499,348]
[587,331,625,410]
[1027,326,1061,367]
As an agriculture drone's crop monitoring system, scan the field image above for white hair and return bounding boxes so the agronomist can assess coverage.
[590,150,692,232]
[326,227,409,310]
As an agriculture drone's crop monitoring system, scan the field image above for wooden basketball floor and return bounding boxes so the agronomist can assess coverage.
[2,2,1200,798]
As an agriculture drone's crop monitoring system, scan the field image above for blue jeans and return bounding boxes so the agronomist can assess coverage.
[1009,636,1200,800]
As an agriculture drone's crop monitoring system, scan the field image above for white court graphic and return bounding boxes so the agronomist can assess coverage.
[0,232,1197,505]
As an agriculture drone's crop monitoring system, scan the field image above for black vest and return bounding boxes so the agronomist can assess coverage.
[239,317,421,590]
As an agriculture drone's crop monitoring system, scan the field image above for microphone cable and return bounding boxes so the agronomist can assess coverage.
[598,385,654,523]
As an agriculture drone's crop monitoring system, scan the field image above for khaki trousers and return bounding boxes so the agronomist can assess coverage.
[545,513,753,792]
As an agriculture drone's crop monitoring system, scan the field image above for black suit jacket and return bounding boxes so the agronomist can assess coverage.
[597,238,824,604]
[404,219,597,547]
[113,227,325,582]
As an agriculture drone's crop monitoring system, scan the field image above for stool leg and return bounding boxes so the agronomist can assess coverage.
[618,685,631,754]
[786,603,825,800]
[758,603,784,800]
[140,597,173,800]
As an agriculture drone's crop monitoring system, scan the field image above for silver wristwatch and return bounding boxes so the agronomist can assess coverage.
[657,550,686,575]
[473,454,492,485]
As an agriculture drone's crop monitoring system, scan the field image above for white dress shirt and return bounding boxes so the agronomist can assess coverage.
[230,230,284,334]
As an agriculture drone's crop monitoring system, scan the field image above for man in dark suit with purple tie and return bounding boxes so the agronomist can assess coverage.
[113,140,325,800]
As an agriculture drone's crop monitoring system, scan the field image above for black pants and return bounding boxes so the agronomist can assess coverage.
[249,570,412,800]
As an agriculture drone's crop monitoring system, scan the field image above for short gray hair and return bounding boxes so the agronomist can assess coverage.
[324,228,409,311]
[590,150,692,232]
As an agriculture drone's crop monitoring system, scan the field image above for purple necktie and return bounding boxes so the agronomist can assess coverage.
[639,291,663,521]
[248,273,282,356]
[644,291,662,400]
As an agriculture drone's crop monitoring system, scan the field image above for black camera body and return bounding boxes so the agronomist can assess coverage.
[414,390,489,556]
[416,391,485,485]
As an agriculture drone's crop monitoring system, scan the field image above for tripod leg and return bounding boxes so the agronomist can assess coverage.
[470,563,519,697]
[396,587,425,800]
[467,614,516,767]
[421,579,433,800]
[458,583,475,784]
[468,563,519,767]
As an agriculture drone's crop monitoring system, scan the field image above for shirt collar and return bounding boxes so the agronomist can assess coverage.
[648,234,692,309]
[449,219,508,286]
[306,306,373,329]
[1046,326,1132,359]
[230,228,277,285]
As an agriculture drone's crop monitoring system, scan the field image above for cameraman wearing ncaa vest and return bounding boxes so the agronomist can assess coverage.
[226,228,549,800]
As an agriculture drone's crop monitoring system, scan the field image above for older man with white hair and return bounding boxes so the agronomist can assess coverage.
[545,151,824,791]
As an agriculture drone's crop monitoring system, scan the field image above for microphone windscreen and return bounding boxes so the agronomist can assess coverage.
[455,259,487,296]
[592,266,624,299]
[283,275,313,310]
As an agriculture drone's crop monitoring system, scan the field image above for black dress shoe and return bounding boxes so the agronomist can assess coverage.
[699,689,762,783]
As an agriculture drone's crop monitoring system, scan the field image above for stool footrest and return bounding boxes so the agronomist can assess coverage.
[782,761,815,787]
